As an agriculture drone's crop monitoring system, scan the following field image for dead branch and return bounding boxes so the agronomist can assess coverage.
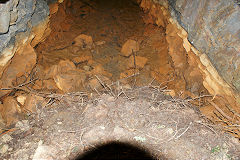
[186,95,213,102]
[0,78,38,90]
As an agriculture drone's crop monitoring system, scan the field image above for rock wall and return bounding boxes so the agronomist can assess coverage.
[166,0,240,93]
[0,0,49,71]
[140,0,240,135]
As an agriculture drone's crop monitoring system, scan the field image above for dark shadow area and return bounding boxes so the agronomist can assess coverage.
[73,141,165,160]
[0,0,9,3]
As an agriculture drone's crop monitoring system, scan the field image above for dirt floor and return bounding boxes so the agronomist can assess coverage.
[0,0,240,159]
[1,87,240,159]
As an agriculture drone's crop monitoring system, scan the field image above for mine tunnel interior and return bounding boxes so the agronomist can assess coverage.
[0,0,240,159]
[35,0,207,96]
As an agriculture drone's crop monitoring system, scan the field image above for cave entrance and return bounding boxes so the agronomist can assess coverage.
[35,0,206,97]
[0,0,239,159]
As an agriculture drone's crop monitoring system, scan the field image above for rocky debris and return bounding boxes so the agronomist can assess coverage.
[15,120,30,132]
[1,134,12,143]
[16,96,26,106]
[0,144,9,155]
[33,143,57,160]
[46,60,87,93]
[54,70,86,92]
[0,96,21,126]
[73,34,93,49]
[121,39,139,56]
[24,94,45,113]
[36,58,114,94]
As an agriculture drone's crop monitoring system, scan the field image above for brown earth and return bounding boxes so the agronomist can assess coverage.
[1,87,240,159]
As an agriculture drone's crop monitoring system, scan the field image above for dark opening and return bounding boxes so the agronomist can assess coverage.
[73,141,164,160]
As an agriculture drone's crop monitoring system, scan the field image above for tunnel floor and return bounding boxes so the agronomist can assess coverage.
[0,0,240,159]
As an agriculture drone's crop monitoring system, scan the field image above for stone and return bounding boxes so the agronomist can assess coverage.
[33,79,58,91]
[88,78,101,90]
[0,105,6,128]
[121,39,139,56]
[73,34,93,49]
[166,23,187,70]
[17,95,27,105]
[164,90,176,97]
[44,65,58,79]
[91,64,112,78]
[0,144,9,154]
[54,70,86,93]
[1,134,12,143]
[44,60,87,93]
[0,44,37,97]
[0,11,10,34]
[127,56,148,69]
[15,120,30,131]
[72,55,92,64]
[33,144,57,160]
[0,45,15,74]
[24,94,43,113]
[57,60,76,73]
[30,17,50,47]
[83,65,91,71]
[32,80,44,90]
[120,69,139,80]
[1,96,21,126]
[10,10,18,25]
[45,60,76,79]
[95,40,105,46]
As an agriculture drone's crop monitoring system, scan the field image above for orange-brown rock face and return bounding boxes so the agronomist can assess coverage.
[121,40,140,57]
[140,0,240,136]
[0,96,21,126]
[0,44,37,97]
